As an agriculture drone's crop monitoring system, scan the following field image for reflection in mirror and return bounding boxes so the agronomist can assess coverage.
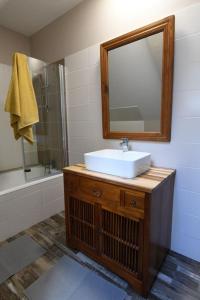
[108,32,163,132]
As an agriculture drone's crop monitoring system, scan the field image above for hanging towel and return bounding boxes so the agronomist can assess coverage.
[4,52,39,143]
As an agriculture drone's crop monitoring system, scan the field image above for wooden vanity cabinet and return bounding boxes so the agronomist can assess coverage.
[63,164,175,297]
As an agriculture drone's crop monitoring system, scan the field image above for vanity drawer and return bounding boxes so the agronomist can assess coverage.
[120,190,145,211]
[79,177,120,204]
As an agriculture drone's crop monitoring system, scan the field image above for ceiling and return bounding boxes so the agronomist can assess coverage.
[0,0,84,36]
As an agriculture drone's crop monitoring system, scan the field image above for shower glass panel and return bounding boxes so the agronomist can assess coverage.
[22,58,68,182]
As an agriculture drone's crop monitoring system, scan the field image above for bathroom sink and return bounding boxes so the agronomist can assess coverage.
[84,149,151,179]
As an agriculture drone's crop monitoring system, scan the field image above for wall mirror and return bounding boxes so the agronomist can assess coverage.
[100,16,175,141]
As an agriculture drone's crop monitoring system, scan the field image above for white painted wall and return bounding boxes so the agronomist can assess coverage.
[31,0,200,63]
[0,25,30,65]
[0,64,23,171]
[65,4,200,262]
[0,24,30,172]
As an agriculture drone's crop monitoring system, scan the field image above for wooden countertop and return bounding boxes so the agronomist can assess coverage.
[63,164,175,193]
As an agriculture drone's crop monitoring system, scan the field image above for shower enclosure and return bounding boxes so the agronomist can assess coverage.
[22,58,68,182]
[0,56,68,191]
[0,57,67,240]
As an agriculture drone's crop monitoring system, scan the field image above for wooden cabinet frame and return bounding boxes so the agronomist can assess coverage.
[64,167,175,297]
[100,15,175,141]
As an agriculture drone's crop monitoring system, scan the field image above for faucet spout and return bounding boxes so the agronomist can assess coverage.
[120,138,129,152]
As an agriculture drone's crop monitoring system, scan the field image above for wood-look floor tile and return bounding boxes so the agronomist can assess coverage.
[0,212,200,300]
[0,281,20,300]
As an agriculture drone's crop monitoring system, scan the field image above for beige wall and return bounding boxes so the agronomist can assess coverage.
[0,25,30,65]
[31,0,200,62]
[0,25,30,171]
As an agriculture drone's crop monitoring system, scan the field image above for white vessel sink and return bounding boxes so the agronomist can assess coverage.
[84,149,151,179]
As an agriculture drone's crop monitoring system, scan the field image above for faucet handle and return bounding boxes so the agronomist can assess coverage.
[120,137,128,144]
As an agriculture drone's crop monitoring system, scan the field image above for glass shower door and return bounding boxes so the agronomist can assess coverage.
[22,59,68,182]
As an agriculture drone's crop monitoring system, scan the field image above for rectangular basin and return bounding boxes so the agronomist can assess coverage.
[84,149,151,179]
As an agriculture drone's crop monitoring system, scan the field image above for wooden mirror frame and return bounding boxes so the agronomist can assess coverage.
[100,16,175,142]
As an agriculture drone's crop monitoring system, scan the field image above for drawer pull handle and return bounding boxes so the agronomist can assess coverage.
[130,199,137,207]
[92,188,102,198]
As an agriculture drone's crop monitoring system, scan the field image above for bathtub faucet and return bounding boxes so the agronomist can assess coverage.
[45,164,51,175]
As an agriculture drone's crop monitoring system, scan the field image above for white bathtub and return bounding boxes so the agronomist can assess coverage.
[0,166,64,241]
[0,165,61,194]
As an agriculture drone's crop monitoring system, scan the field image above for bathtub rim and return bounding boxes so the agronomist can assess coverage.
[0,173,63,197]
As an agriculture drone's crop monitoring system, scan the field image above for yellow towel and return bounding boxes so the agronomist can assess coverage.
[4,52,39,143]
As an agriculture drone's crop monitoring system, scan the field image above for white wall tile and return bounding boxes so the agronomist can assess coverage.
[88,64,101,85]
[172,117,200,143]
[69,137,99,154]
[88,44,100,66]
[174,62,200,91]
[176,167,200,193]
[68,103,100,122]
[130,142,200,170]
[172,193,200,238]
[68,121,98,139]
[67,48,88,72]
[171,229,200,261]
[68,105,90,122]
[173,188,200,217]
[175,34,200,65]
[175,144,200,169]
[89,84,101,103]
[173,90,200,118]
[69,151,83,165]
[175,3,200,39]
[68,86,89,107]
[183,214,200,240]
[68,68,89,89]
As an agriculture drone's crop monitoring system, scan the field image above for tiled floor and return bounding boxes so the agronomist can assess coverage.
[0,212,200,300]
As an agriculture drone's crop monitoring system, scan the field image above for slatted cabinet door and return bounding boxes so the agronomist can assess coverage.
[68,196,97,251]
[100,209,143,279]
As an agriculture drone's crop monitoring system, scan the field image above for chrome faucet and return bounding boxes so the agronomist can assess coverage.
[120,138,129,152]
